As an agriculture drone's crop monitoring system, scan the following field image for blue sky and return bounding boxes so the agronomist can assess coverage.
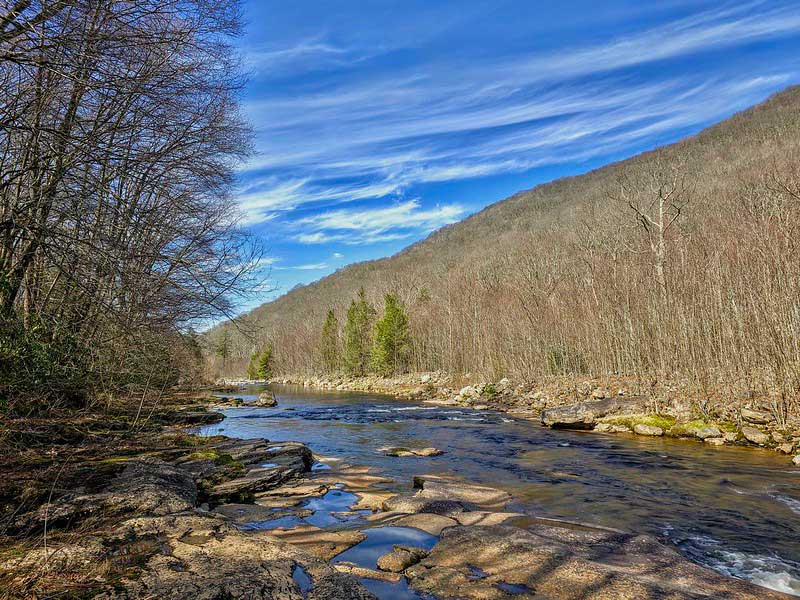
[233,0,800,312]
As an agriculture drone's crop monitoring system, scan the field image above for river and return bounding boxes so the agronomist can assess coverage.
[199,384,800,596]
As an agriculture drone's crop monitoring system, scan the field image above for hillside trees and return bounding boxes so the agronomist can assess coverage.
[246,350,259,380]
[0,0,257,407]
[609,160,694,299]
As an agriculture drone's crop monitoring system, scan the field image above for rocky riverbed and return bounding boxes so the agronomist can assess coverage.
[2,391,797,599]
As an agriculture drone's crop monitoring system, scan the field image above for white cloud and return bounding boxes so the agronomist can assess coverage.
[292,200,464,245]
[274,263,329,271]
[233,1,800,236]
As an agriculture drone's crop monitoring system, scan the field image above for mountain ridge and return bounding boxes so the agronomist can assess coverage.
[211,84,800,383]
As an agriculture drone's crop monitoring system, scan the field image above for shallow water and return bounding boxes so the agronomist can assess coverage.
[201,384,800,596]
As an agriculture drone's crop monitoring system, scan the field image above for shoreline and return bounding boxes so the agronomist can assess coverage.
[2,390,795,599]
[265,373,800,464]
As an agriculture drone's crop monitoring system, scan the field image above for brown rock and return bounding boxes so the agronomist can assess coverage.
[541,397,645,429]
[405,524,786,600]
[376,546,428,573]
[633,424,663,436]
[741,408,773,425]
[741,426,770,446]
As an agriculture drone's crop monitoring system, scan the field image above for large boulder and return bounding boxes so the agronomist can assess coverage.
[741,408,773,425]
[405,524,788,599]
[741,426,770,446]
[541,397,645,429]
[255,390,278,407]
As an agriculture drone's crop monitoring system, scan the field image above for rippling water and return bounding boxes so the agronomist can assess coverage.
[199,384,800,596]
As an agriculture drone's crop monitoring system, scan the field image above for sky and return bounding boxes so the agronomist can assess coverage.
[233,0,800,313]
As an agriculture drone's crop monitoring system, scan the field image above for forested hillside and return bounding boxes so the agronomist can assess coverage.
[210,86,800,404]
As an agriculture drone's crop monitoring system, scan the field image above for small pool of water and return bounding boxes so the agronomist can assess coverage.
[333,526,438,569]
[201,384,800,596]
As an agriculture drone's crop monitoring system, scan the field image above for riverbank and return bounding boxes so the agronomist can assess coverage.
[2,389,796,599]
[0,394,374,598]
[272,373,800,464]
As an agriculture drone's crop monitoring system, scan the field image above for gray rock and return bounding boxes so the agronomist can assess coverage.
[255,391,278,407]
[376,546,428,573]
[458,385,477,398]
[18,459,196,532]
[741,426,770,446]
[741,408,773,425]
[793,455,800,466]
[209,465,300,503]
[415,447,443,457]
[695,426,722,439]
[633,424,663,436]
[97,513,375,600]
[541,397,644,429]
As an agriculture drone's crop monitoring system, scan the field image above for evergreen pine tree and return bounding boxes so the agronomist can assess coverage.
[343,288,376,376]
[370,293,411,375]
[215,329,231,370]
[246,351,259,380]
[320,309,339,373]
[256,345,273,380]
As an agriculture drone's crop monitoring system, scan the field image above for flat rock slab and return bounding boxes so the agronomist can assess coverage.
[335,562,402,583]
[405,524,791,599]
[414,476,513,509]
[269,524,368,561]
[89,513,375,599]
[451,511,522,527]
[350,490,393,511]
[209,465,298,502]
[18,459,197,532]
[213,503,288,523]
[389,513,459,536]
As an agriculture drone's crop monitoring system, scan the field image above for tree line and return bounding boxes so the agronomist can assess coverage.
[0,0,256,410]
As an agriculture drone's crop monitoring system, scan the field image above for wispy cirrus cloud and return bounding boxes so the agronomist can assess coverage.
[274,262,329,271]
[236,0,800,258]
[293,200,464,245]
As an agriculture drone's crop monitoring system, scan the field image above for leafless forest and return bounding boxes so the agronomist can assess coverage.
[211,88,800,415]
[0,0,257,409]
